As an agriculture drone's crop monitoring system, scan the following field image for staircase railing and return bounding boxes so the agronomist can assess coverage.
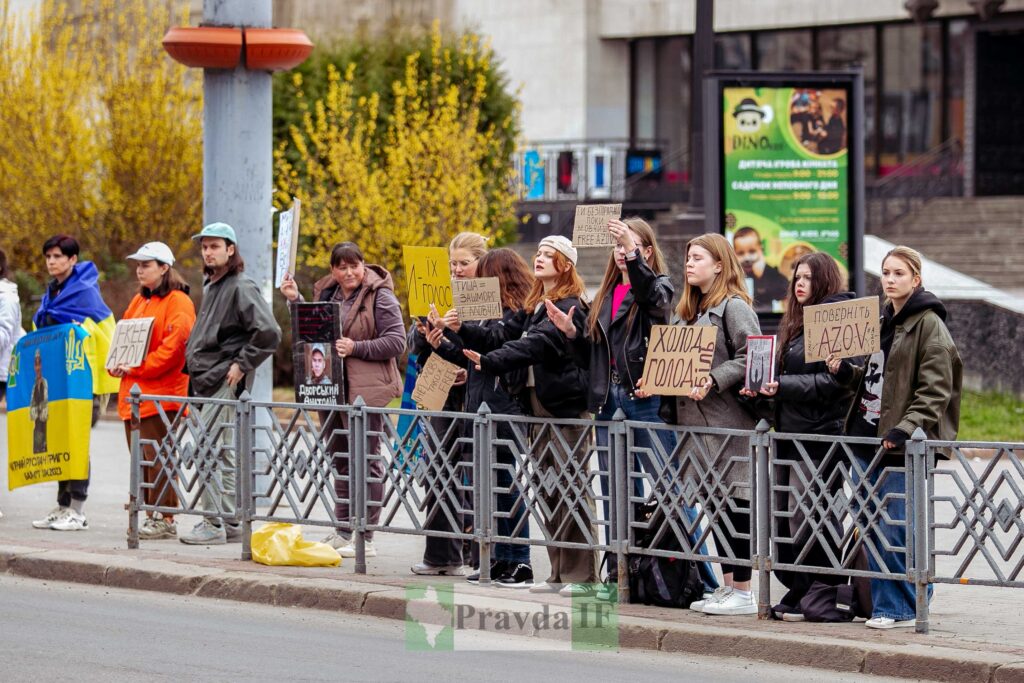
[867,138,964,233]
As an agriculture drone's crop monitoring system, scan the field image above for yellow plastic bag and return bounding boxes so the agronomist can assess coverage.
[250,522,341,567]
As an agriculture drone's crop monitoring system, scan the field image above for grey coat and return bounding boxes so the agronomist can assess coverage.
[673,296,761,500]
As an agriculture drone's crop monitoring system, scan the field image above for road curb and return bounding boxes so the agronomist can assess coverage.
[2,545,1021,681]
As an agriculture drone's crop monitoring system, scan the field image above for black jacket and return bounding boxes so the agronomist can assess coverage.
[569,256,673,412]
[773,291,859,435]
[470,296,589,418]
[439,308,528,416]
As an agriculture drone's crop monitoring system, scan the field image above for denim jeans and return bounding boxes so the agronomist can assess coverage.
[596,383,718,592]
[853,453,931,621]
[494,422,530,564]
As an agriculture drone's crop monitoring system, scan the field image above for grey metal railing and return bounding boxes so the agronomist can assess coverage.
[127,387,1024,635]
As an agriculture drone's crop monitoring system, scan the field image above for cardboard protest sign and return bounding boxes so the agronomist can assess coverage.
[105,318,155,370]
[572,203,622,247]
[452,277,502,321]
[274,197,301,288]
[291,302,343,406]
[411,353,461,411]
[403,246,451,317]
[744,335,776,392]
[7,325,92,489]
[639,325,717,396]
[804,296,880,362]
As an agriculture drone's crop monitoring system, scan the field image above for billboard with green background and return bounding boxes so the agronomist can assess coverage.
[722,86,850,313]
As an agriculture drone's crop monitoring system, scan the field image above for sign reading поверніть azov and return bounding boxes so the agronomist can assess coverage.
[723,85,851,313]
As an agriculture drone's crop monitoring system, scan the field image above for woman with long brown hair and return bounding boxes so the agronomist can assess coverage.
[430,247,537,586]
[639,232,762,615]
[741,251,858,619]
[461,236,596,596]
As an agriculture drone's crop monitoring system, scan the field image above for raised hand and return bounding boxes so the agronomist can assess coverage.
[543,299,577,339]
[442,308,461,332]
[280,272,299,302]
[607,219,638,253]
[462,349,482,371]
[425,325,444,350]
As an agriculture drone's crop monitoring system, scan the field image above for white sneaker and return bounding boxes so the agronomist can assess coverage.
[50,509,88,531]
[702,590,757,616]
[32,506,67,529]
[559,583,595,597]
[528,581,563,594]
[865,616,915,630]
[337,539,376,558]
[690,587,730,612]
[321,532,348,550]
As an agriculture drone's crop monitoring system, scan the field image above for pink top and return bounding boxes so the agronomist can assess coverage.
[611,283,631,319]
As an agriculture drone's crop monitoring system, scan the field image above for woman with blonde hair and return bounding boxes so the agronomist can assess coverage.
[462,235,596,596]
[828,246,962,629]
[639,232,762,615]
[409,231,488,576]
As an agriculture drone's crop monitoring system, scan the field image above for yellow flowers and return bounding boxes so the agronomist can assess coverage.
[274,23,519,315]
[0,0,202,279]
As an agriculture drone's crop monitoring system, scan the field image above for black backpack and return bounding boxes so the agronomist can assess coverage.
[627,503,706,609]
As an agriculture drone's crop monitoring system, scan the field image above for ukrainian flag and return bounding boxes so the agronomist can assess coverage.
[6,324,93,490]
[32,260,119,395]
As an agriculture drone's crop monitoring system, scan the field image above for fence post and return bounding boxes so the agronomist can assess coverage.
[127,384,142,550]
[611,408,629,604]
[351,398,367,574]
[475,402,493,585]
[237,391,253,562]
[909,427,929,634]
[753,419,772,620]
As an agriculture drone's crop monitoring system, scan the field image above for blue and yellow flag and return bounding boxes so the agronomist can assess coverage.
[6,324,93,490]
[32,260,119,395]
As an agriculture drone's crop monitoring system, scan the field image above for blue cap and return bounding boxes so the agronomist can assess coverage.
[192,222,237,243]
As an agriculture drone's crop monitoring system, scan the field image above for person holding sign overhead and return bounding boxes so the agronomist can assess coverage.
[408,231,487,577]
[740,252,859,618]
[108,242,195,540]
[545,217,717,593]
[462,235,597,597]
[827,246,962,630]
[638,233,761,616]
[281,241,405,560]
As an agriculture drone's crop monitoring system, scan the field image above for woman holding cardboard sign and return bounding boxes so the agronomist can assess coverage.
[636,233,761,616]
[827,246,962,630]
[740,252,858,619]
[109,242,195,540]
[462,236,597,596]
[408,231,488,576]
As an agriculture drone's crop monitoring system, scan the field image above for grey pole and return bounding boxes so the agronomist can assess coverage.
[688,0,714,215]
[202,0,274,407]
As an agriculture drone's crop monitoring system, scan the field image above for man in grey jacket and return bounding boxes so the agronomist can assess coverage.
[181,222,281,545]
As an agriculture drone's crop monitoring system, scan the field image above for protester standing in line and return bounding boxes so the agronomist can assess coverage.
[638,233,761,615]
[108,242,196,540]
[0,248,24,520]
[409,232,488,576]
[281,241,405,559]
[429,247,536,586]
[544,218,718,593]
[30,235,120,532]
[741,252,858,618]
[182,223,281,545]
[828,245,962,629]
[463,236,597,597]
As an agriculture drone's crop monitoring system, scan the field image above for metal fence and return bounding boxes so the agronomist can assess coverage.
[127,388,1024,634]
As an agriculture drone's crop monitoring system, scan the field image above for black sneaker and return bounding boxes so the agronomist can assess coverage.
[495,563,534,588]
[466,560,508,584]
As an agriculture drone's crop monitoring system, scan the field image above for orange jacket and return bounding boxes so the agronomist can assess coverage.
[117,289,196,421]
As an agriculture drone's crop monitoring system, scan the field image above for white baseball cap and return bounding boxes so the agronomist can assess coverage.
[126,241,175,266]
[538,235,578,266]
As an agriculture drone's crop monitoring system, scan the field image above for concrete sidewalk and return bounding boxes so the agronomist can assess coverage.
[1,418,1023,682]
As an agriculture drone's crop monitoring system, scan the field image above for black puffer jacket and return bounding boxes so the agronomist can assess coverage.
[472,296,589,418]
[570,255,673,413]
[773,291,860,435]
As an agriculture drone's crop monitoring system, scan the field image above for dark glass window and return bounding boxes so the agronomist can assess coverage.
[715,33,752,70]
[756,30,812,71]
[880,22,943,172]
[818,27,877,174]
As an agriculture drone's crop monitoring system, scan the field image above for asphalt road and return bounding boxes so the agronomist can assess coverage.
[0,575,914,683]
